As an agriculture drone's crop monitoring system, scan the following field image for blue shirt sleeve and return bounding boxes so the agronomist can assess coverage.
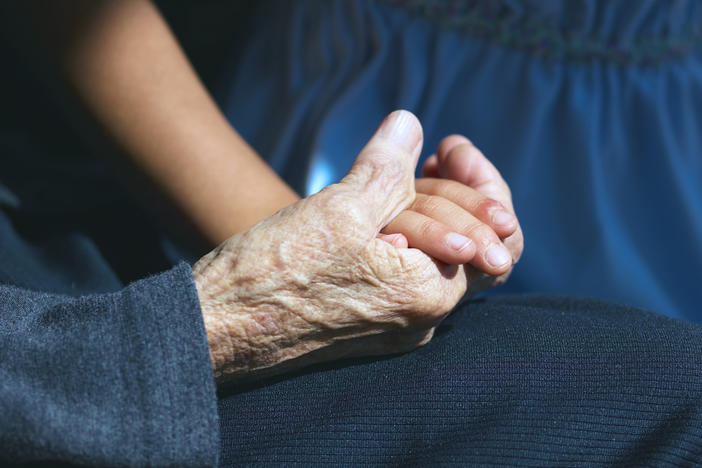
[0,262,219,467]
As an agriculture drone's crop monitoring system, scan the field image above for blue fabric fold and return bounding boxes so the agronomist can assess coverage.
[214,0,702,322]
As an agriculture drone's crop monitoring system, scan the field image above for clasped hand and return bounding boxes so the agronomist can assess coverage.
[193,111,523,381]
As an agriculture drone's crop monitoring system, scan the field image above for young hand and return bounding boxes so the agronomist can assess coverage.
[380,136,522,278]
[425,134,524,295]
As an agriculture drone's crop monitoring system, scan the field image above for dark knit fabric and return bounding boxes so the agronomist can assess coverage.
[0,263,220,467]
[218,296,702,466]
[0,37,224,466]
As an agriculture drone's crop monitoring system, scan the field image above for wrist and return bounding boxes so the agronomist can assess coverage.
[201,311,235,381]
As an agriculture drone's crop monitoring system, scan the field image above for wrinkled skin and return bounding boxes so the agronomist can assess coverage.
[193,111,518,381]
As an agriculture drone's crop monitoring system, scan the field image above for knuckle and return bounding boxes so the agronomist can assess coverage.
[363,242,408,283]
[489,180,513,202]
[388,255,466,326]
[479,180,505,198]
[366,150,405,180]
[418,218,440,239]
[414,194,444,214]
[439,182,484,213]
[320,186,369,224]
[462,142,481,156]
[449,142,479,163]
[465,222,498,246]
[348,149,416,203]
[475,197,503,217]
[452,141,475,154]
[438,135,469,155]
[362,143,412,183]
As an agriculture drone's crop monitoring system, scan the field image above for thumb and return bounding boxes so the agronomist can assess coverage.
[339,110,423,230]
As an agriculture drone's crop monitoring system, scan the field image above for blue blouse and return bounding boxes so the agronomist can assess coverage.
[215,0,702,322]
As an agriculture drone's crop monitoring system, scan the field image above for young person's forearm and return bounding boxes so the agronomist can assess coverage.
[4,0,299,246]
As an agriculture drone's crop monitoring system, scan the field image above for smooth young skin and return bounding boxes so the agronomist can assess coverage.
[2,0,299,244]
[383,136,523,276]
[418,135,524,293]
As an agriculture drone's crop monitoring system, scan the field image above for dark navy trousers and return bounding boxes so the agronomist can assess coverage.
[218,296,702,466]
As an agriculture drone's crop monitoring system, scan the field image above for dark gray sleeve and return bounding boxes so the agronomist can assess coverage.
[0,262,219,467]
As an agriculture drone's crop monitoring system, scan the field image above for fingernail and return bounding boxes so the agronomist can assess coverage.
[446,232,472,252]
[380,233,406,248]
[492,209,515,226]
[378,110,422,152]
[486,243,511,267]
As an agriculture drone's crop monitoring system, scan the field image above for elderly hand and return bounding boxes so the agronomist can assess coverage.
[193,111,470,381]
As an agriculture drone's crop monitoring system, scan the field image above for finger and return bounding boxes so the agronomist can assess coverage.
[377,232,409,249]
[503,226,524,265]
[434,137,523,264]
[339,110,423,229]
[383,210,476,265]
[421,154,440,177]
[415,178,518,239]
[437,138,513,209]
[465,266,510,298]
[436,134,471,164]
[407,193,514,274]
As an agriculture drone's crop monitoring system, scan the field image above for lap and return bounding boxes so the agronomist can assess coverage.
[217,296,702,466]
